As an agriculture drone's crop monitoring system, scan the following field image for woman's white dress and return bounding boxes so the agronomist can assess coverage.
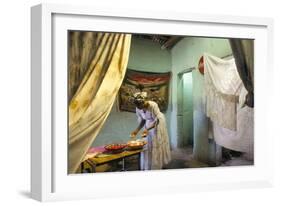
[136,101,171,170]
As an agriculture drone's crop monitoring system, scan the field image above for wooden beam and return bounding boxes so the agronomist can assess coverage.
[161,36,183,50]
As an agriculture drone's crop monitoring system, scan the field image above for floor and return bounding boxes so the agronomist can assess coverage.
[124,146,210,171]
[95,146,253,172]
[221,156,253,166]
[164,146,253,169]
[163,147,209,169]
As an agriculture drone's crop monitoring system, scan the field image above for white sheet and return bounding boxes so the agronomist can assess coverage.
[204,53,243,131]
[213,104,254,159]
[203,53,253,157]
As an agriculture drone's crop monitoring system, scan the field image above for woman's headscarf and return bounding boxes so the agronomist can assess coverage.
[133,92,147,107]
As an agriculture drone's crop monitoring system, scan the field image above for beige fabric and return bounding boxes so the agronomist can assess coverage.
[136,101,171,170]
[68,32,104,102]
[149,101,171,169]
[68,32,131,173]
[213,106,254,158]
[204,53,243,130]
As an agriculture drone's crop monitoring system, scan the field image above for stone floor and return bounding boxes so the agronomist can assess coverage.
[121,147,209,171]
[95,146,253,173]
[163,146,253,169]
[220,148,253,167]
[221,156,253,166]
[163,147,209,169]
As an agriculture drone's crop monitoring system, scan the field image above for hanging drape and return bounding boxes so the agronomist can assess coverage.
[213,104,254,158]
[68,31,131,173]
[229,39,254,107]
[212,84,254,158]
[204,53,253,156]
[204,53,244,130]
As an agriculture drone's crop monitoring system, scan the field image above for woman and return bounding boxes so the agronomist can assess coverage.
[130,92,171,170]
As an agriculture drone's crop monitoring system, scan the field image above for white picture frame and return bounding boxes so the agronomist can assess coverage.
[31,3,274,202]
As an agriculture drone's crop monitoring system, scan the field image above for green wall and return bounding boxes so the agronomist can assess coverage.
[127,37,171,72]
[171,37,232,162]
[92,37,172,147]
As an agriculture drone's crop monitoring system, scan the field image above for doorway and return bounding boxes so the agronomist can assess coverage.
[177,69,194,148]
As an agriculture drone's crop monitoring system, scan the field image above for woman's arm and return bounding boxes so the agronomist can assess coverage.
[136,119,146,132]
[146,119,159,131]
[131,109,146,138]
[141,116,158,138]
[131,119,145,137]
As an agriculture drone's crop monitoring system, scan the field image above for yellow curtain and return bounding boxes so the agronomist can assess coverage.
[68,32,131,173]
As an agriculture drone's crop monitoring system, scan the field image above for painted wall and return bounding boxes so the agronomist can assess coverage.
[127,37,171,72]
[171,37,232,163]
[92,37,172,147]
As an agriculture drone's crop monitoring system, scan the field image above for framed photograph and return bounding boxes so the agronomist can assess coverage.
[31,3,274,201]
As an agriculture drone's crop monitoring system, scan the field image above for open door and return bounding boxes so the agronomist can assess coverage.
[177,69,194,148]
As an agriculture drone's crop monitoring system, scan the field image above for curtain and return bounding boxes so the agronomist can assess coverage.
[68,31,131,173]
[204,53,244,130]
[229,39,254,107]
[213,105,254,159]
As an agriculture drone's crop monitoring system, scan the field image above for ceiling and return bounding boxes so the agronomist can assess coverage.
[134,34,183,50]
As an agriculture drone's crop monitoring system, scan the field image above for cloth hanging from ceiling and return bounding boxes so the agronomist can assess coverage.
[204,53,253,156]
[68,32,131,173]
[212,86,254,157]
[204,53,245,131]
[212,101,254,158]
[229,39,254,107]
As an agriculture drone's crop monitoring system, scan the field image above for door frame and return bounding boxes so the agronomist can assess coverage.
[176,67,195,147]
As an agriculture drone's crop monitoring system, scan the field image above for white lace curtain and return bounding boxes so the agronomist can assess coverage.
[203,53,253,156]
[204,53,244,131]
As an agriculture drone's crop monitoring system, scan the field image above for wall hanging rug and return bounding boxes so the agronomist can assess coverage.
[119,69,171,112]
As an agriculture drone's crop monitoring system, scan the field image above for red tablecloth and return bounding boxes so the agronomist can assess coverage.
[87,146,106,154]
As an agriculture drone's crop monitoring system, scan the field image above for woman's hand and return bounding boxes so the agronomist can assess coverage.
[130,130,139,139]
[141,129,148,138]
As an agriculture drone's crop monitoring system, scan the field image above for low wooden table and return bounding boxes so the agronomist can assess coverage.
[81,149,144,173]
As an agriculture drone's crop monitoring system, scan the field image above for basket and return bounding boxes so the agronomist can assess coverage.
[104,143,127,153]
[126,140,147,150]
